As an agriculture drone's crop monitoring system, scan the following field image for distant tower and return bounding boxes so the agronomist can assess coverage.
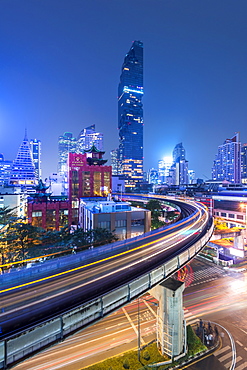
[77,125,103,153]
[0,154,12,186]
[110,148,120,175]
[118,40,144,188]
[58,132,77,175]
[30,139,41,180]
[9,132,36,186]
[172,143,188,185]
[148,168,159,184]
[173,143,185,163]
[212,133,241,184]
[241,143,247,183]
[158,157,173,184]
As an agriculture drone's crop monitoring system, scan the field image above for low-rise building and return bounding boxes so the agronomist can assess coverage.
[79,197,151,240]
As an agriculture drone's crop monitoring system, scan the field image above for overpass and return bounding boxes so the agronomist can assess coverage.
[0,196,213,369]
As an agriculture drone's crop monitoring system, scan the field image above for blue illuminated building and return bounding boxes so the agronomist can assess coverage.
[30,139,41,180]
[9,132,37,187]
[118,40,143,188]
[212,133,241,184]
[0,154,12,187]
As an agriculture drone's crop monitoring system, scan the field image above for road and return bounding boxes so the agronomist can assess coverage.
[13,257,247,370]
[182,258,247,369]
[13,296,158,370]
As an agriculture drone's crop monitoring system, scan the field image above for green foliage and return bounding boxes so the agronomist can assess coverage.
[143,350,150,361]
[123,358,130,369]
[41,226,71,247]
[0,206,18,226]
[2,222,45,261]
[145,199,162,215]
[151,218,166,230]
[68,227,118,250]
[81,329,207,370]
[82,342,168,370]
[0,221,118,267]
[187,325,207,356]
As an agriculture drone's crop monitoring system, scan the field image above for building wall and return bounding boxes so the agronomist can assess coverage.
[28,200,70,231]
[80,201,151,240]
[68,153,112,200]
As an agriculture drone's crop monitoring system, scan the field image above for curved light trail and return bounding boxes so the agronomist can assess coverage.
[0,196,212,340]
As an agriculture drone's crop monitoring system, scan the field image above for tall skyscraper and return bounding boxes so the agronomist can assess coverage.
[158,157,173,184]
[212,133,241,184]
[30,139,41,180]
[241,143,247,183]
[9,132,36,186]
[172,143,188,185]
[118,40,143,188]
[110,148,120,175]
[77,125,103,153]
[58,132,77,175]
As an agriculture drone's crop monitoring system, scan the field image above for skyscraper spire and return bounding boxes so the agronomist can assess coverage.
[24,128,28,141]
[9,133,36,186]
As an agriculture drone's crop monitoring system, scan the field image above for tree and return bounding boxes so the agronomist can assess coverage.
[3,222,45,261]
[68,227,118,249]
[41,226,71,248]
[0,206,18,226]
[145,199,163,215]
[145,200,164,229]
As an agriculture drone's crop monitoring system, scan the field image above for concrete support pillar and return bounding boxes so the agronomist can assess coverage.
[150,277,186,358]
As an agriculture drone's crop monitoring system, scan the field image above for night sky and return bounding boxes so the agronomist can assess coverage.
[1,0,247,180]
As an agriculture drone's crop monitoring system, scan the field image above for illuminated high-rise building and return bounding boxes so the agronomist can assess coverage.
[118,40,143,188]
[30,139,41,180]
[58,132,77,175]
[77,125,103,153]
[241,143,247,183]
[0,154,12,187]
[172,143,188,185]
[9,132,36,186]
[158,157,173,184]
[110,148,120,175]
[212,133,241,184]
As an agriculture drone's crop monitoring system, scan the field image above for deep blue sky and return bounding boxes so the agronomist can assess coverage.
[1,0,247,180]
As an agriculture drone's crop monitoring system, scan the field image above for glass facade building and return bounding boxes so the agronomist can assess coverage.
[212,133,241,184]
[30,139,41,180]
[77,124,103,153]
[118,40,143,187]
[0,154,12,187]
[9,133,36,186]
[58,132,77,175]
[241,143,247,183]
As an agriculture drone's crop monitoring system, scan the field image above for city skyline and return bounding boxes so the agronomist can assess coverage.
[1,0,247,180]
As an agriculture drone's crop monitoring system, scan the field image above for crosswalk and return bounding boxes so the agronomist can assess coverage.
[183,308,198,327]
[188,265,228,287]
[215,344,247,369]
